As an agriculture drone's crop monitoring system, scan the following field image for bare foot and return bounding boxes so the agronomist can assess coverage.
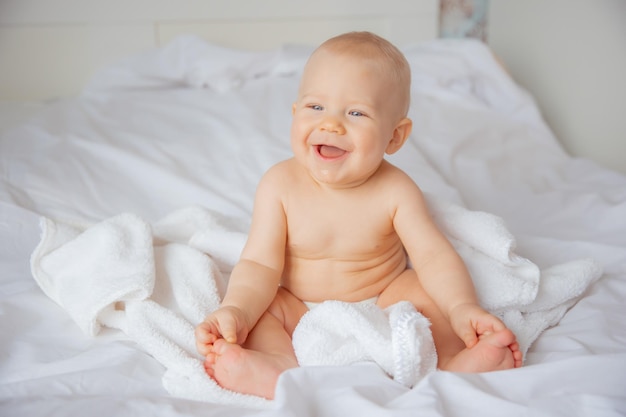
[204,339,297,399]
[441,329,523,372]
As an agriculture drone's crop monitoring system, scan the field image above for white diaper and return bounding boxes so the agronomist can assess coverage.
[303,296,378,310]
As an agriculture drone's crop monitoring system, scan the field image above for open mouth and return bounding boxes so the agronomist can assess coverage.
[316,144,347,159]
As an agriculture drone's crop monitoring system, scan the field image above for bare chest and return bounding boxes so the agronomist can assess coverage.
[284,194,397,259]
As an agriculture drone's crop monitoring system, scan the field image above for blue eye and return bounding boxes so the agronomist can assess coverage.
[309,104,323,111]
[348,110,364,117]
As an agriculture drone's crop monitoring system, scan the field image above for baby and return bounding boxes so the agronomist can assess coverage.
[195,31,522,400]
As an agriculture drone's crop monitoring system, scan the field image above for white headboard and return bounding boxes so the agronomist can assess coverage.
[0,0,439,102]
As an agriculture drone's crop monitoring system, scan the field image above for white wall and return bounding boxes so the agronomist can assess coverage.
[0,0,437,102]
[488,0,626,174]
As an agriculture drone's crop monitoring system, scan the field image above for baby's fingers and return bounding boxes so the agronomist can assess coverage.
[194,323,218,356]
[217,316,239,344]
[450,316,479,349]
[475,316,506,336]
[460,327,479,349]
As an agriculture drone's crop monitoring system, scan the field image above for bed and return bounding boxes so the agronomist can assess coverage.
[2,2,626,416]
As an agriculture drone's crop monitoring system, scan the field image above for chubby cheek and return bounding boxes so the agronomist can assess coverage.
[289,122,310,155]
[291,113,316,139]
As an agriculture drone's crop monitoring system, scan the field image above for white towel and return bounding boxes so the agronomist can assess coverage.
[292,300,437,388]
[30,203,602,406]
[500,259,603,354]
[426,193,541,311]
[31,206,270,409]
[424,194,603,354]
[30,213,155,336]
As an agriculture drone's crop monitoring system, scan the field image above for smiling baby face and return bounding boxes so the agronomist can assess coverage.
[290,32,412,188]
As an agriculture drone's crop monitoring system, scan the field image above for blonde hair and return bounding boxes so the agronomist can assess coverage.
[312,31,411,116]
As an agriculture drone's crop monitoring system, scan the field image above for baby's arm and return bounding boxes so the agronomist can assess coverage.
[391,174,508,348]
[196,167,288,353]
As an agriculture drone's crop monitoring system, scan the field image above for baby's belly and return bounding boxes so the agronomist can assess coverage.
[281,251,407,303]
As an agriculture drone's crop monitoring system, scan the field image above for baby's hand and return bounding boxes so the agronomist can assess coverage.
[449,303,508,349]
[194,306,250,356]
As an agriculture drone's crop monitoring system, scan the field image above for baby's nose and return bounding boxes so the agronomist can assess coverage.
[319,116,346,134]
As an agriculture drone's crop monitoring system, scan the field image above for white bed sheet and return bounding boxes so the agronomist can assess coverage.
[1,36,625,416]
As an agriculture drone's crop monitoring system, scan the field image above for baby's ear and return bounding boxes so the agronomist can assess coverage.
[385,118,413,155]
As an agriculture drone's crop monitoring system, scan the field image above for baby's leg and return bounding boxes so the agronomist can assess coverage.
[378,269,520,372]
[205,312,296,399]
[438,328,521,372]
[204,288,308,399]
